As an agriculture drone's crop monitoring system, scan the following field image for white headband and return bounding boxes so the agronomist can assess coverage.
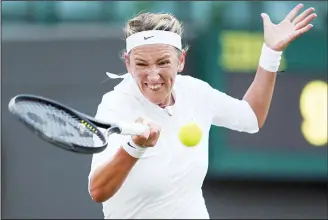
[126,30,182,53]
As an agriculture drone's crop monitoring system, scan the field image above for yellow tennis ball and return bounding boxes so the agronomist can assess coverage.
[178,122,202,147]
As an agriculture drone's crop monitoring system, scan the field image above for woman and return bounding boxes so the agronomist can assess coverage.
[88,4,316,219]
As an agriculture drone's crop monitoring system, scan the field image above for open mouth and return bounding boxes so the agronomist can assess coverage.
[145,83,164,91]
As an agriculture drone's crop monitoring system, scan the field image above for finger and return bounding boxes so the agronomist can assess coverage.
[133,132,148,141]
[135,117,154,138]
[150,122,161,133]
[261,13,272,26]
[149,130,160,146]
[147,122,161,137]
[295,13,317,30]
[292,7,315,25]
[133,118,150,139]
[285,4,304,21]
[150,138,159,147]
[147,127,159,147]
[148,122,161,140]
[292,24,314,40]
[148,129,158,141]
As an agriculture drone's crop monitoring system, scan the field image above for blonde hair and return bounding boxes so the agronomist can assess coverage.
[122,12,189,55]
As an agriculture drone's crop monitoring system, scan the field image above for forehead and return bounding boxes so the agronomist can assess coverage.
[130,44,178,60]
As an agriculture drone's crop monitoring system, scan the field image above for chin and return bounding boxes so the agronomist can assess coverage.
[141,87,170,106]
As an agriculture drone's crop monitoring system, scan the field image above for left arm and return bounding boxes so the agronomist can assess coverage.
[243,3,316,128]
[243,66,277,128]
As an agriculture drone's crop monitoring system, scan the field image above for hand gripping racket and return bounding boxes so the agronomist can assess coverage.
[8,94,149,154]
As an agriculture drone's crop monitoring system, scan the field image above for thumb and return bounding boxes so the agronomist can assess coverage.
[261,13,272,26]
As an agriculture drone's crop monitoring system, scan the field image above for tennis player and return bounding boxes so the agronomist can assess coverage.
[88,4,316,219]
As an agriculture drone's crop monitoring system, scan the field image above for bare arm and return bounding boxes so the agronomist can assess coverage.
[89,146,138,203]
[243,4,316,128]
[243,66,276,128]
[89,118,160,203]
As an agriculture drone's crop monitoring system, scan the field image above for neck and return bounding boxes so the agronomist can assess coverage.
[158,94,174,108]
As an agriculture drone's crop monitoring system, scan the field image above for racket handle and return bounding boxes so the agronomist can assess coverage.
[119,123,150,137]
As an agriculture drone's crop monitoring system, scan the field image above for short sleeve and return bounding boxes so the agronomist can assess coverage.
[87,93,131,192]
[206,84,259,133]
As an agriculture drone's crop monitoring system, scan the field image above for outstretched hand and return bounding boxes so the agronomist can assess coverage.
[261,3,317,51]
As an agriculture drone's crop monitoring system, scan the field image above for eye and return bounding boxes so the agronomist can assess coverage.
[136,63,147,67]
[159,60,170,66]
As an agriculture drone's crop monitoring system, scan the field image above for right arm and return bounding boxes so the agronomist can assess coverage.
[89,119,159,203]
[88,94,160,202]
[89,146,138,203]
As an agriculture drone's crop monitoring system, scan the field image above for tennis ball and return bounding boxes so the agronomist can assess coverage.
[178,122,202,147]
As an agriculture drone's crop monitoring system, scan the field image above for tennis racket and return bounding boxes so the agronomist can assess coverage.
[8,94,149,154]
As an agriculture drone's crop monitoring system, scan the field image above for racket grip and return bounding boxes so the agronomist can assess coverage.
[119,123,150,137]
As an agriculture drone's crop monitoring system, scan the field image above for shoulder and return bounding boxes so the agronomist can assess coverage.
[175,74,225,98]
[99,91,124,106]
[175,74,212,91]
[99,88,138,109]
[95,91,134,121]
[175,74,231,104]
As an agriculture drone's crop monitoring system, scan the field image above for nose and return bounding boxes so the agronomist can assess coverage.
[146,67,161,82]
[147,73,160,82]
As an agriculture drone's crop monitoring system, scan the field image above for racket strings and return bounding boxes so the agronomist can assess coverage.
[11,101,104,147]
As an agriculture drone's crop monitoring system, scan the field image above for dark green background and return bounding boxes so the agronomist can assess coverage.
[192,28,327,180]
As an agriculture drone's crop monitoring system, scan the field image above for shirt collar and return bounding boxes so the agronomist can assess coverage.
[110,72,178,117]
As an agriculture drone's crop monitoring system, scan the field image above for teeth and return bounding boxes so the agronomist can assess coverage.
[148,84,162,90]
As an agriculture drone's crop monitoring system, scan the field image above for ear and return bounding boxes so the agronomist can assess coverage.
[124,52,132,74]
[177,50,186,72]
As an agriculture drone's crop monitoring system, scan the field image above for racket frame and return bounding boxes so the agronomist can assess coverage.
[8,94,120,154]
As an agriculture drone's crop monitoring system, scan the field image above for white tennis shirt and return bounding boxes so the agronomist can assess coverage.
[88,74,259,219]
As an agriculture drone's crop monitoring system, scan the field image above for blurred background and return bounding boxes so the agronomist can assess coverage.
[1,1,327,219]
